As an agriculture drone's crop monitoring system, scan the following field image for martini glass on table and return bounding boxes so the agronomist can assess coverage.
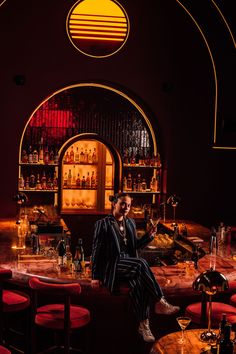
[176,316,191,344]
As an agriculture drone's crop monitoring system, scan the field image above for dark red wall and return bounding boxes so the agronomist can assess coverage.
[0,0,235,228]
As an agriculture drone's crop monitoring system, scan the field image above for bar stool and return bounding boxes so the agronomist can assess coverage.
[29,276,91,354]
[0,345,11,354]
[0,268,30,353]
[185,299,236,327]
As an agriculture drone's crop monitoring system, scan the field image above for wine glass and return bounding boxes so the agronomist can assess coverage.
[176,316,191,344]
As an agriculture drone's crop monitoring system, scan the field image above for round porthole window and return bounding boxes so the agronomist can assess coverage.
[66,0,130,58]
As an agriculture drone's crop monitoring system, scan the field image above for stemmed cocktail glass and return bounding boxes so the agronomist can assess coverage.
[176,316,191,344]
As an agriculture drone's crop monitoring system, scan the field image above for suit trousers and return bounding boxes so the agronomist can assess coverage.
[116,256,163,321]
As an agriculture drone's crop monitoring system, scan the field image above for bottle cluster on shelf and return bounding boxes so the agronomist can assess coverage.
[63,145,97,164]
[21,138,59,165]
[123,172,160,192]
[18,171,58,191]
[63,169,97,189]
[123,148,161,167]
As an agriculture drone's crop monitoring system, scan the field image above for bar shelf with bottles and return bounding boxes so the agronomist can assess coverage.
[18,139,59,206]
[61,139,114,214]
[122,149,161,192]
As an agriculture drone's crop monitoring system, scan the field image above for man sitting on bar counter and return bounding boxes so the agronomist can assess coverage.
[91,192,180,343]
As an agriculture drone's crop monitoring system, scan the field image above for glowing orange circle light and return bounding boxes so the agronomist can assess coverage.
[66,0,130,58]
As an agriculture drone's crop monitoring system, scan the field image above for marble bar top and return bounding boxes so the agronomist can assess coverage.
[1,218,236,297]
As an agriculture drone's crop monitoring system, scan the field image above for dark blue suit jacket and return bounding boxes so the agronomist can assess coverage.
[91,214,153,293]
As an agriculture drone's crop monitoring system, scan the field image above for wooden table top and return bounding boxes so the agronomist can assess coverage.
[150,328,217,354]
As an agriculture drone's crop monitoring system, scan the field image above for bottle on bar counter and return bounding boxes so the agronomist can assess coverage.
[73,238,84,273]
[65,244,73,272]
[218,313,228,342]
[57,236,66,267]
[218,323,234,353]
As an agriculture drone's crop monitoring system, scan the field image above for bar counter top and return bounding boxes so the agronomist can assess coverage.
[1,218,236,297]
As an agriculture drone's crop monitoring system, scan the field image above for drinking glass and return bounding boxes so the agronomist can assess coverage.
[176,316,191,344]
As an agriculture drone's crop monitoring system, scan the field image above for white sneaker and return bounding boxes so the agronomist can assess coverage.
[155,297,180,315]
[138,319,155,343]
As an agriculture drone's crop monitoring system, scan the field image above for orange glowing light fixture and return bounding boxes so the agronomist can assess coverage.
[66,0,129,58]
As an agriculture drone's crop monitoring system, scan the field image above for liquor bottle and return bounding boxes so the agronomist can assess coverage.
[154,152,161,167]
[130,151,136,166]
[21,149,28,163]
[72,165,76,186]
[80,147,84,163]
[44,146,50,164]
[38,138,44,164]
[150,177,157,192]
[141,178,147,191]
[29,172,36,189]
[36,174,41,190]
[41,171,47,190]
[92,148,97,163]
[75,147,80,162]
[57,236,66,267]
[67,169,72,188]
[139,149,145,166]
[63,172,68,188]
[28,146,33,164]
[127,173,132,191]
[33,149,39,163]
[64,151,70,163]
[25,176,30,189]
[18,174,25,189]
[65,244,73,272]
[84,149,88,163]
[218,323,234,353]
[69,146,74,163]
[132,178,136,191]
[47,176,53,190]
[218,314,228,342]
[137,173,142,191]
[88,149,92,163]
[123,176,127,191]
[52,171,58,189]
[91,171,96,189]
[73,238,84,273]
[86,172,90,188]
[76,173,81,188]
[81,176,86,188]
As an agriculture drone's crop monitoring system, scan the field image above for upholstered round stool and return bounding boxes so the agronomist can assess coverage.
[185,301,236,328]
[0,345,11,354]
[0,268,30,352]
[230,293,236,307]
[29,276,91,354]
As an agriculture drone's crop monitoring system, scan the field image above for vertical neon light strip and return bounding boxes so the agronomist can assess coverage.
[175,0,218,145]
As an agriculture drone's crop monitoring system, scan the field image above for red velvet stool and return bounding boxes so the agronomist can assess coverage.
[0,268,30,352]
[229,293,236,307]
[29,276,91,354]
[0,345,11,354]
[185,301,236,328]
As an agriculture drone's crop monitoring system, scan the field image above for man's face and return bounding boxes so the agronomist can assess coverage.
[113,196,132,217]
